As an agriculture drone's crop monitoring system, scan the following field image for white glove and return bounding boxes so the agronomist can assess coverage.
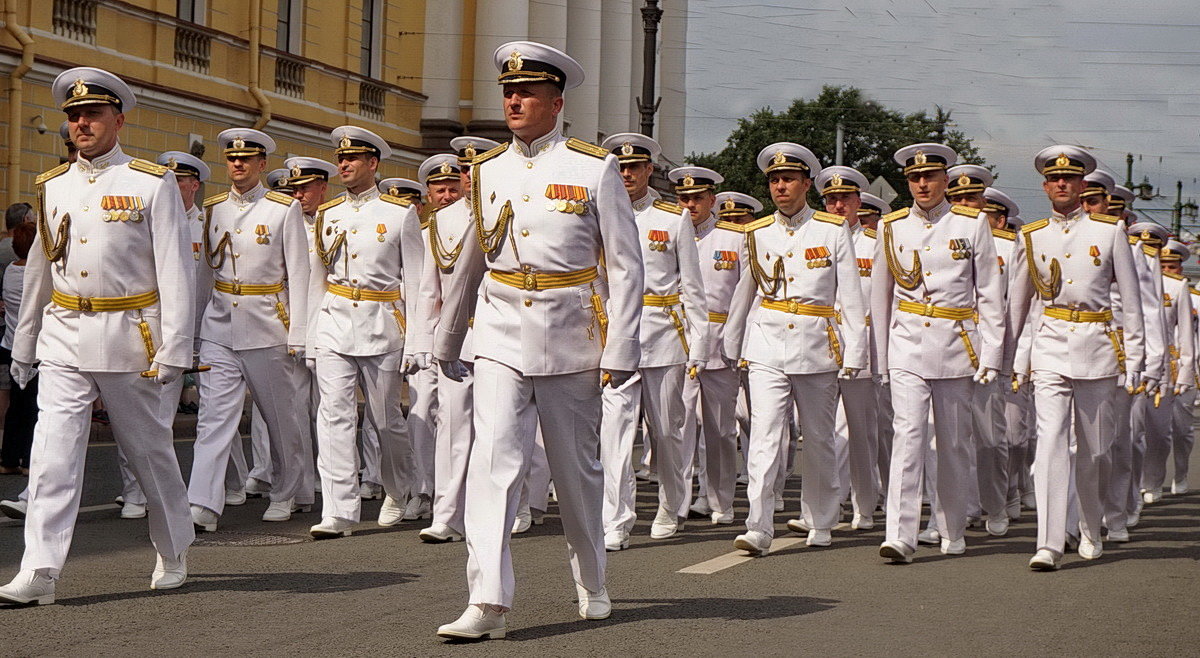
[152,362,185,385]
[972,366,997,385]
[1175,382,1192,396]
[603,369,635,388]
[289,346,305,361]
[686,360,704,379]
[1123,371,1142,393]
[415,352,433,370]
[1012,372,1029,391]
[305,357,316,371]
[10,360,35,390]
[877,372,890,386]
[440,358,469,382]
[400,354,418,376]
[839,367,859,380]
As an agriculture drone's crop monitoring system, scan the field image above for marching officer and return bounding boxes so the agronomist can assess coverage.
[725,144,868,554]
[1007,146,1146,570]
[1125,219,1167,526]
[188,128,312,532]
[307,126,423,537]
[714,191,763,226]
[0,67,195,604]
[267,168,294,194]
[873,143,1004,563]
[432,41,643,639]
[857,191,894,490]
[597,133,708,550]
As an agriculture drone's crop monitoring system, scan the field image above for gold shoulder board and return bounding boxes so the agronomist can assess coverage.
[1143,244,1159,257]
[1089,213,1119,225]
[472,142,508,166]
[882,208,910,224]
[1164,271,1185,281]
[381,194,412,207]
[863,227,877,239]
[715,220,747,232]
[812,211,845,226]
[991,227,1016,241]
[203,192,229,207]
[653,200,684,215]
[317,196,346,212]
[565,137,609,159]
[35,162,70,186]
[1021,218,1050,234]
[950,204,980,218]
[1128,235,1139,245]
[129,158,168,177]
[265,190,294,206]
[1190,287,1200,296]
[741,215,775,232]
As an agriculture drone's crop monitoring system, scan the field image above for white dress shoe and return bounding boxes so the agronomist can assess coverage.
[851,514,874,530]
[120,502,147,519]
[917,528,941,545]
[244,478,271,497]
[879,540,914,564]
[1128,500,1143,528]
[806,529,831,547]
[150,550,187,590]
[0,570,55,605]
[310,516,353,539]
[1028,549,1061,571]
[1142,489,1161,504]
[224,489,247,506]
[1171,480,1189,495]
[688,498,712,518]
[786,517,811,534]
[1006,498,1022,521]
[1106,527,1130,543]
[1021,492,1037,510]
[358,482,383,500]
[710,510,734,525]
[437,605,506,640]
[262,499,298,522]
[419,522,464,543]
[576,583,611,620]
[733,530,772,556]
[940,537,966,555]
[190,505,218,532]
[378,495,405,527]
[511,506,543,534]
[736,473,748,485]
[114,495,125,505]
[604,532,629,552]
[0,499,27,520]
[986,517,1009,536]
[649,505,682,540]
[403,493,432,521]
[1078,536,1103,560]
[634,469,658,483]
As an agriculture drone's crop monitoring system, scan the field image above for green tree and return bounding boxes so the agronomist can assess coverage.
[689,86,986,211]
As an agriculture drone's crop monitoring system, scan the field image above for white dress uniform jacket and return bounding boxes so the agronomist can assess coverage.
[693,213,746,368]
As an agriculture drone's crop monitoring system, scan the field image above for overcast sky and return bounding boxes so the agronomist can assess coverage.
[680,0,1200,228]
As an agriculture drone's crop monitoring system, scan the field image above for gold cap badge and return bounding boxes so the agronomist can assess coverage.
[439,162,453,175]
[464,144,477,159]
[507,50,523,72]
[339,135,352,149]
[830,172,843,188]
[290,164,302,178]
[773,151,787,165]
[682,175,695,187]
[387,185,400,196]
[621,142,634,156]
[166,157,177,170]
[723,198,736,210]
[72,78,87,98]
[232,136,245,150]
[1055,153,1070,168]
[958,173,971,187]
[914,150,927,165]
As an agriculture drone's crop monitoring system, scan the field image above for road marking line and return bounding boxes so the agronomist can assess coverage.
[678,537,805,574]
[0,503,118,527]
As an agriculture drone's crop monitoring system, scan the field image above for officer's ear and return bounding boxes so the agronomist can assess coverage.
[112,109,125,131]
[367,156,380,172]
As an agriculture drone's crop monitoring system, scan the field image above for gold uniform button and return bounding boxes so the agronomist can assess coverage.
[235,228,242,234]
[788,276,794,282]
[352,279,358,284]
[351,229,358,234]
[232,301,239,307]
[82,206,89,212]
[924,321,931,327]
[1065,253,1071,258]
[1066,279,1073,284]
[79,237,87,244]
[521,229,530,237]
[787,252,793,258]
[1069,326,1076,332]
[526,162,533,169]
[352,302,359,308]
[925,271,932,277]
[80,270,88,277]
[925,223,932,229]
[522,195,530,202]
[787,323,795,329]
[924,245,931,251]
[524,299,532,307]
[351,254,358,259]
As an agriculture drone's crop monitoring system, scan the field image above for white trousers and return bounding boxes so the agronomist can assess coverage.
[408,365,439,497]
[190,342,305,514]
[432,361,474,532]
[837,377,879,517]
[682,366,740,515]
[1129,396,1150,511]
[885,370,973,549]
[22,363,194,575]
[1032,372,1113,553]
[517,427,551,513]
[975,379,1010,520]
[875,382,894,495]
[1171,389,1196,485]
[745,365,839,536]
[1104,388,1134,532]
[601,365,687,537]
[315,349,412,522]
[465,358,604,608]
[1140,390,1176,493]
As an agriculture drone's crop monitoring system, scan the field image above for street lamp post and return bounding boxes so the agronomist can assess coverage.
[637,0,663,137]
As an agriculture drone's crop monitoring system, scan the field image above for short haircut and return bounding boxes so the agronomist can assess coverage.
[5,202,32,230]
[11,222,35,260]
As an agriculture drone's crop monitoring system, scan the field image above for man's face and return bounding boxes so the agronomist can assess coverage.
[768,172,811,216]
[1163,260,1183,276]
[427,180,462,209]
[619,161,653,199]
[337,153,378,191]
[983,210,1008,230]
[678,190,715,221]
[175,176,201,209]
[502,82,563,140]
[907,170,948,208]
[291,179,328,216]
[459,170,472,194]
[947,191,985,209]
[824,191,861,222]
[859,212,880,230]
[1043,173,1085,208]
[226,154,267,187]
[67,105,123,157]
[1081,195,1109,215]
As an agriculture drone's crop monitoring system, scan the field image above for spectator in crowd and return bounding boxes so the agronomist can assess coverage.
[0,222,37,475]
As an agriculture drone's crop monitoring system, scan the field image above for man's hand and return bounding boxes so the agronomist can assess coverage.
[152,362,185,385]
[1175,382,1192,397]
[440,359,469,382]
[686,360,704,379]
[876,372,890,386]
[973,366,997,385]
[602,369,635,388]
[305,357,316,371]
[289,346,305,361]
[839,367,859,380]
[10,360,35,390]
[415,352,434,370]
[400,354,418,376]
[1124,371,1143,394]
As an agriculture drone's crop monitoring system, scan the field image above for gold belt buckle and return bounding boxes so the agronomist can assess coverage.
[351,287,362,301]
[787,300,799,314]
[78,297,92,312]
[523,272,537,291]
[1070,309,1080,322]
[921,304,935,317]
[230,282,242,295]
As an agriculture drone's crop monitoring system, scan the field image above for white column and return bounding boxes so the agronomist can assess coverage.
[658,0,688,163]
[598,0,633,139]
[528,0,567,50]
[566,0,602,142]
[473,0,530,124]
[421,0,464,125]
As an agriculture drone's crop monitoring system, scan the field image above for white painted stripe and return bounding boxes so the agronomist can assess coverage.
[678,537,806,574]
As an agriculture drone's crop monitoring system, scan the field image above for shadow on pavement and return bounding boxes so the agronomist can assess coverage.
[53,570,418,606]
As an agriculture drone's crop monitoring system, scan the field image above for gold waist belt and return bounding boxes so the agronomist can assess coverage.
[1044,307,1114,323]
[327,283,401,302]
[760,299,836,317]
[708,312,729,323]
[643,293,681,307]
[490,267,598,291]
[214,280,285,295]
[896,300,974,321]
[51,289,158,312]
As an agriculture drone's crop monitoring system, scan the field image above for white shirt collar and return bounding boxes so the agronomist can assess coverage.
[1051,205,1086,224]
[512,128,563,158]
[346,185,380,207]
[75,144,127,175]
[912,199,951,221]
[775,205,813,229]
[632,188,661,212]
[693,211,718,237]
[229,183,265,205]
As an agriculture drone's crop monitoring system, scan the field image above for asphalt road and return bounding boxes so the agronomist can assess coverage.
[1,434,1197,656]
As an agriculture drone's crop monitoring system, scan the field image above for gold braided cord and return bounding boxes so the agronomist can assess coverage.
[882,221,922,291]
[1106,329,1127,374]
[427,211,465,271]
[958,327,980,369]
[471,163,512,254]
[825,319,843,367]
[137,316,157,365]
[313,211,346,267]
[667,307,690,355]
[202,205,231,270]
[38,183,70,262]
[745,230,783,296]
[1023,231,1061,300]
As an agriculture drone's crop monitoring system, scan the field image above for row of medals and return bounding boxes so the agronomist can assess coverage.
[102,210,143,222]
[546,199,588,214]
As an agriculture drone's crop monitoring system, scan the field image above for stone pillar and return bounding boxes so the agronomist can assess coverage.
[598,0,633,140]
[565,0,601,142]
[658,0,688,164]
[420,0,465,149]
[469,0,529,139]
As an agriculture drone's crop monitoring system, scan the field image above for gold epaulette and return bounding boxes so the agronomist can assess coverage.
[1021,218,1050,234]
[1089,213,1119,225]
[129,158,168,177]
[265,190,294,206]
[472,142,508,166]
[863,228,877,239]
[203,192,229,207]
[1164,271,1185,281]
[35,162,70,186]
[1128,235,1139,245]
[381,193,412,207]
[742,215,775,232]
[991,227,1016,241]
[951,205,980,218]
[653,200,683,215]
[882,208,909,223]
[565,137,609,159]
[715,220,748,232]
[317,196,345,212]
[1190,287,1200,296]
[1143,244,1159,257]
[812,210,845,226]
